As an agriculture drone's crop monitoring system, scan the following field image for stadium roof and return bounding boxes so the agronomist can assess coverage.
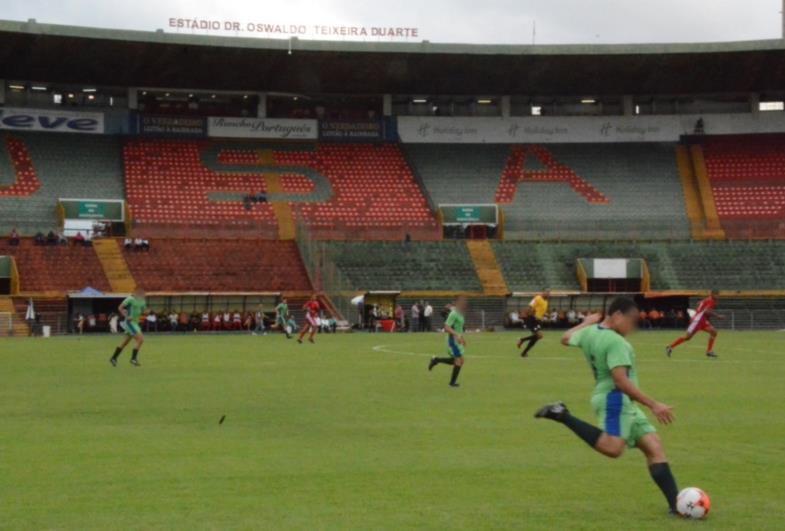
[2,19,785,96]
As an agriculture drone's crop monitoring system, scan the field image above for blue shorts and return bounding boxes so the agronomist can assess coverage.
[447,336,464,358]
[121,321,143,337]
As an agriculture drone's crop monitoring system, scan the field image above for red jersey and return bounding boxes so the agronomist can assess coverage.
[692,297,715,322]
[304,300,320,316]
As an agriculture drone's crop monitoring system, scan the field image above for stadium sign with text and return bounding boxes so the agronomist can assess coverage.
[139,115,206,136]
[167,18,420,40]
[207,117,318,139]
[0,107,104,134]
[399,113,785,143]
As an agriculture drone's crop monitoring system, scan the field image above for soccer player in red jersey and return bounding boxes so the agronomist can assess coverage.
[666,290,721,358]
[298,294,321,344]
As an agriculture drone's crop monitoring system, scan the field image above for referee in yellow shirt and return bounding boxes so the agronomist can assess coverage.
[517,289,550,357]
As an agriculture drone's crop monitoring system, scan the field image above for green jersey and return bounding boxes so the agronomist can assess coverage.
[276,302,288,317]
[568,324,639,396]
[121,296,146,324]
[445,309,465,335]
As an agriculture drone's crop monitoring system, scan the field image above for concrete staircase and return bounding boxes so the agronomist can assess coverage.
[93,239,136,293]
[0,296,28,336]
[465,240,509,296]
[258,149,296,240]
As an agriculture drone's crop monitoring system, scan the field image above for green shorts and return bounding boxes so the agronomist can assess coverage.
[591,391,656,448]
[121,321,143,337]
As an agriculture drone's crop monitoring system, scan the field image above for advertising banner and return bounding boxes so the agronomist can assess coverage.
[207,117,317,139]
[139,115,206,136]
[0,107,104,134]
[398,113,785,143]
[319,120,383,140]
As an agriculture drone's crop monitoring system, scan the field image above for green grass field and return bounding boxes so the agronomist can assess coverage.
[2,330,785,530]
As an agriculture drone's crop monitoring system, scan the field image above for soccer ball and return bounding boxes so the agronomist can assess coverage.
[676,487,711,519]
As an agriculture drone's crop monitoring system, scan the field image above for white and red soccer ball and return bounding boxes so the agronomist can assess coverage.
[676,487,711,519]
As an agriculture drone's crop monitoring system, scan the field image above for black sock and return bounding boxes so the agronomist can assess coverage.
[519,334,534,343]
[131,349,139,360]
[523,337,540,355]
[435,357,455,365]
[561,413,603,448]
[450,365,461,384]
[111,347,122,360]
[649,462,679,512]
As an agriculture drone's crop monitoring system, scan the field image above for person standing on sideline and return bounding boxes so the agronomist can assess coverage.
[423,302,433,332]
[411,303,420,333]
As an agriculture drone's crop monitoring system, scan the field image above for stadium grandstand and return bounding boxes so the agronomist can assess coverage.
[2,18,785,336]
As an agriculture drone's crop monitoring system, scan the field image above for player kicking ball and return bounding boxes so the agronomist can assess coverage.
[110,287,146,367]
[535,297,681,515]
[666,290,721,358]
[297,294,321,344]
[428,296,467,387]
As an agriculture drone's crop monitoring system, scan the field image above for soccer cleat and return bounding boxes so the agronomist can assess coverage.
[109,357,117,367]
[308,337,315,344]
[665,346,673,358]
[428,356,438,371]
[534,401,569,421]
[130,358,140,366]
[516,338,524,349]
[297,338,303,344]
[449,383,460,388]
[706,351,718,358]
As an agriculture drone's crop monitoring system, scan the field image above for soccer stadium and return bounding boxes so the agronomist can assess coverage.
[2,4,785,529]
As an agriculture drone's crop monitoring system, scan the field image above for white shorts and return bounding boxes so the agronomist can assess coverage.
[687,311,706,335]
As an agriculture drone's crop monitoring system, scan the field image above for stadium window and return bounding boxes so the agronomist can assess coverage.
[759,101,784,111]
[531,106,542,116]
[52,93,63,104]
[635,105,641,115]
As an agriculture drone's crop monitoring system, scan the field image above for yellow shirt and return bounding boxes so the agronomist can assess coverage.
[530,295,548,320]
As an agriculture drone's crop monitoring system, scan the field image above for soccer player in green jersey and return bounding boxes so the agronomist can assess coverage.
[110,287,147,367]
[428,296,467,387]
[275,298,292,339]
[534,297,680,515]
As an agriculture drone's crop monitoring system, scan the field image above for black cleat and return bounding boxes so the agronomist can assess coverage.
[520,351,529,358]
[449,382,460,388]
[109,357,117,367]
[665,346,673,358]
[534,401,569,421]
[428,356,438,371]
[706,351,718,359]
[297,338,303,344]
[308,337,315,344]
[130,358,140,367]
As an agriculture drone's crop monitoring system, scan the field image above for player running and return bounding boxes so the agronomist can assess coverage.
[517,288,550,357]
[428,295,467,387]
[275,297,292,339]
[534,297,680,515]
[110,287,146,367]
[297,294,321,344]
[666,291,721,358]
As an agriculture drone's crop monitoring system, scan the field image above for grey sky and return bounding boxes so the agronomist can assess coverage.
[0,0,781,44]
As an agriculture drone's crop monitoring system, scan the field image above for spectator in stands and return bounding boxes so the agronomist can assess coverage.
[423,302,433,332]
[46,230,58,246]
[190,312,201,331]
[567,309,578,325]
[233,310,242,330]
[57,230,68,246]
[134,238,144,251]
[639,309,651,329]
[34,231,45,245]
[694,117,705,135]
[178,311,189,331]
[73,231,86,247]
[168,311,178,332]
[124,238,133,250]
[9,228,20,246]
[200,311,211,331]
[410,303,420,333]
